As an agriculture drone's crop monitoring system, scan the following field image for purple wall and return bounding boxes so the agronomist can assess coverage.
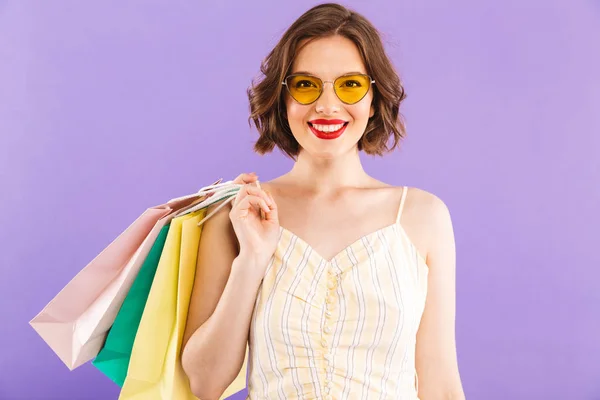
[1,1,599,399]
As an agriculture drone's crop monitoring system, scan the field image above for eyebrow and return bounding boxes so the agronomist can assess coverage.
[292,70,367,77]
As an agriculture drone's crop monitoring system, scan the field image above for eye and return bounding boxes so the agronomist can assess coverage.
[296,80,318,89]
[342,80,362,88]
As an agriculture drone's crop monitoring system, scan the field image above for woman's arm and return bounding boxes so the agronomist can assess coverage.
[181,199,266,400]
[415,193,466,399]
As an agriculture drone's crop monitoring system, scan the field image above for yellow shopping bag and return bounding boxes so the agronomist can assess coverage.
[119,208,248,399]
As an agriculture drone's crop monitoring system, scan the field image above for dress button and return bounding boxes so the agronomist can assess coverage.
[326,295,336,304]
[325,310,333,317]
[327,280,337,290]
[323,325,332,334]
[321,338,328,347]
[324,353,331,361]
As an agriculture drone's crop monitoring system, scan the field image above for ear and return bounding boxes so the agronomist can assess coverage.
[369,104,375,118]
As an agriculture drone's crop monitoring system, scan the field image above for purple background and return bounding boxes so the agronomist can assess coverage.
[1,0,599,399]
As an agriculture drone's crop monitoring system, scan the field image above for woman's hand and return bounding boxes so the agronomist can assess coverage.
[229,173,280,273]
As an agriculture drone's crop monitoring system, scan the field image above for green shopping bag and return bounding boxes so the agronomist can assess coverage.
[92,223,171,386]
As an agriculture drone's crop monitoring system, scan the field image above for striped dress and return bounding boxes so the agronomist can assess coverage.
[247,186,429,400]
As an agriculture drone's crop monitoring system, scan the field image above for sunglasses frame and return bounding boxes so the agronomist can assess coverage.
[282,73,376,105]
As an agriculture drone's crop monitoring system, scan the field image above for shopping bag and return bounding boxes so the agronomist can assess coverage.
[159,211,204,399]
[92,223,171,386]
[165,181,248,399]
[29,178,228,370]
[29,204,174,370]
[118,210,202,399]
[162,212,248,400]
[93,178,243,386]
[119,207,248,399]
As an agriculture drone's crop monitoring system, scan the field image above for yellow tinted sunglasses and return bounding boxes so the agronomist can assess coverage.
[282,73,375,105]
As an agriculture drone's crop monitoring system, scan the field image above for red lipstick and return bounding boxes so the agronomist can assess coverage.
[309,119,347,125]
[308,120,349,140]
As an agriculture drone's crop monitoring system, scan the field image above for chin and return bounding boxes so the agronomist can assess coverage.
[293,126,361,159]
[300,139,358,160]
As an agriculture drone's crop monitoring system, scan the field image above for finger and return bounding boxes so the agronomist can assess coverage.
[262,191,279,222]
[234,184,273,208]
[236,195,271,217]
[232,180,258,206]
[242,185,273,207]
[233,172,258,185]
[232,184,245,208]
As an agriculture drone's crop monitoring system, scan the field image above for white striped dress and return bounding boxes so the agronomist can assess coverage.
[246,186,429,400]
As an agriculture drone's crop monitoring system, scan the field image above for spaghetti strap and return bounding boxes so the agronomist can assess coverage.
[396,186,408,224]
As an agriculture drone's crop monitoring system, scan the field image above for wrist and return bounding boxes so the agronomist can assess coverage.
[237,248,271,265]
[232,252,270,279]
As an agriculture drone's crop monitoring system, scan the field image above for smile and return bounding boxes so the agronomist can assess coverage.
[308,119,349,140]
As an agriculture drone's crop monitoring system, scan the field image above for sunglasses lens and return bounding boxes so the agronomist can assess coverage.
[286,75,322,104]
[335,75,371,104]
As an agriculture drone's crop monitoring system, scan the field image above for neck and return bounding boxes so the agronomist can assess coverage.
[283,147,373,195]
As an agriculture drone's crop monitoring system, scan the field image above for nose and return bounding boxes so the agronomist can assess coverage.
[315,80,340,114]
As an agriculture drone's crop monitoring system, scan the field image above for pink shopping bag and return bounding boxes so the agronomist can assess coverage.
[29,193,206,370]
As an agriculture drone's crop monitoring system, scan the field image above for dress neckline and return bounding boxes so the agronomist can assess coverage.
[278,222,427,266]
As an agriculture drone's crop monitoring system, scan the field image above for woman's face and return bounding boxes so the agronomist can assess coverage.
[284,35,375,159]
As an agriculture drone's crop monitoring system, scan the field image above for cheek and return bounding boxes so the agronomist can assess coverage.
[348,102,373,123]
[286,102,309,126]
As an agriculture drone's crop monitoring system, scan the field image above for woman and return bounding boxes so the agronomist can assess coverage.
[182,3,465,399]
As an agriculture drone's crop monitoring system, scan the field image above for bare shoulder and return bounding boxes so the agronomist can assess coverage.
[404,186,451,218]
[401,186,454,264]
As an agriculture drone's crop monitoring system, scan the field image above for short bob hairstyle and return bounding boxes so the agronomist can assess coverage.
[247,3,407,160]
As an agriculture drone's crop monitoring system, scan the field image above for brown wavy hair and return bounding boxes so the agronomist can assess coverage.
[247,3,407,160]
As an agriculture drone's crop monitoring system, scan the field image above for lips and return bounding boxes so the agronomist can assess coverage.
[308,121,349,140]
[309,119,348,125]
